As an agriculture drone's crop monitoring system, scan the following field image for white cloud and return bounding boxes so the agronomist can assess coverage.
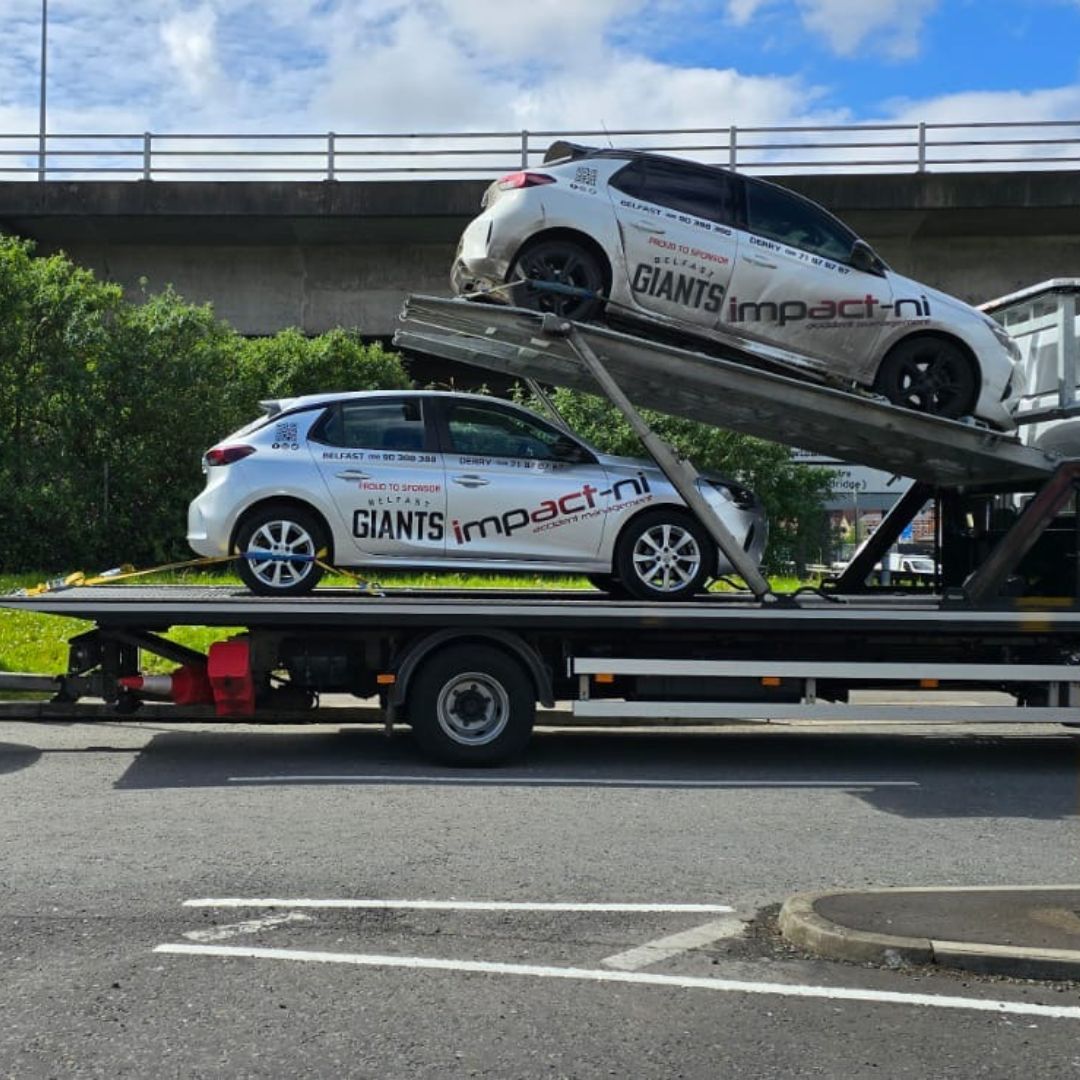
[160,5,225,100]
[722,0,939,59]
[725,0,771,26]
[796,0,938,59]
[444,0,648,62]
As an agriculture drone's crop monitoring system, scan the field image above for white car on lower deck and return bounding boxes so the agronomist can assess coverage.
[451,142,1024,430]
[188,390,767,601]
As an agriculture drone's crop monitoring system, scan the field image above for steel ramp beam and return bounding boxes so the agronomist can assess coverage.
[558,321,774,601]
[395,296,1062,489]
[828,482,934,593]
[962,460,1080,604]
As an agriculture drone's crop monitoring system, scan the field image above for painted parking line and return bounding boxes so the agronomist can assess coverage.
[183,911,312,943]
[183,898,735,914]
[601,917,746,971]
[153,943,1080,1021]
[227,775,920,789]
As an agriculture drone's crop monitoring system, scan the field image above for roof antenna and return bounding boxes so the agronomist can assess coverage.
[600,120,614,149]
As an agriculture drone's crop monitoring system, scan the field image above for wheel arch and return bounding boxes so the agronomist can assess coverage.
[229,496,336,563]
[507,227,614,295]
[390,628,554,710]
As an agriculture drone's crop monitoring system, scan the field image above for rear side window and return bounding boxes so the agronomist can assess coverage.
[610,158,735,227]
[745,180,856,263]
[314,399,426,452]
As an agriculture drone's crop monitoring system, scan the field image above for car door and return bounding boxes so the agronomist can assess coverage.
[722,177,893,376]
[309,396,447,559]
[437,398,609,565]
[608,157,738,328]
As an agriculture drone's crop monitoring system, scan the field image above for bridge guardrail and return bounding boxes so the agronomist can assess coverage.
[2,121,1080,181]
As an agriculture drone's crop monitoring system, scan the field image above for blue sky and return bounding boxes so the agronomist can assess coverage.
[0,1,1077,139]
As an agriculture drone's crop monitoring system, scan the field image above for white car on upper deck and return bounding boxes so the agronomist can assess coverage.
[451,142,1024,430]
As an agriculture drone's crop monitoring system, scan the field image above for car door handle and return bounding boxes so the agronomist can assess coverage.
[335,469,372,480]
[743,255,777,270]
[631,221,666,234]
[452,474,490,487]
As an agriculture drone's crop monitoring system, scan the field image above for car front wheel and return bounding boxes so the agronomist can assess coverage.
[873,336,978,419]
[235,505,327,596]
[614,510,712,602]
[509,238,606,322]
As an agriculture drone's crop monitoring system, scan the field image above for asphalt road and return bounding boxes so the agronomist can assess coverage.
[2,718,1080,1079]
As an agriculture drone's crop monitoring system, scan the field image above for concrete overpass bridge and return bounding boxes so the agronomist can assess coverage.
[2,170,1080,337]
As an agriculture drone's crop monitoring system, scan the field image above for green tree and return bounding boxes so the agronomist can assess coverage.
[239,328,411,401]
[0,237,412,571]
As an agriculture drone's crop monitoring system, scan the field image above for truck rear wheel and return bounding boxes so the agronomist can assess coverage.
[407,644,535,765]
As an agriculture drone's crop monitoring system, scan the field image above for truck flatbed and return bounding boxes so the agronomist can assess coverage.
[5,584,1079,632]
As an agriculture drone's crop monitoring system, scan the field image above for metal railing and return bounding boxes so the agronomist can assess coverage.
[3,120,1080,181]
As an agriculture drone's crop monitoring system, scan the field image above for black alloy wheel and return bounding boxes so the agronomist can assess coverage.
[873,336,978,419]
[509,238,606,322]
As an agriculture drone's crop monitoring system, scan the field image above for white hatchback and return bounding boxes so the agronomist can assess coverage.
[452,142,1023,429]
[188,390,767,601]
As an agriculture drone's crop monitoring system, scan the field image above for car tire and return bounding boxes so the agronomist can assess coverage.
[614,510,712,602]
[407,644,535,765]
[235,505,327,597]
[873,336,978,419]
[509,238,606,322]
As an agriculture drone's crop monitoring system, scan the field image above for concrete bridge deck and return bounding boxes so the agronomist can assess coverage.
[2,171,1079,337]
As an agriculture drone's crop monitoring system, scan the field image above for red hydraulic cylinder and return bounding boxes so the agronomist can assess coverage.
[118,663,213,705]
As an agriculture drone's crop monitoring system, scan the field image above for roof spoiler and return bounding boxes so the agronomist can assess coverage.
[543,140,597,165]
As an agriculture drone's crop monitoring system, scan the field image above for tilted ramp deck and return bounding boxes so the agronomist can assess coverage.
[395,296,1060,489]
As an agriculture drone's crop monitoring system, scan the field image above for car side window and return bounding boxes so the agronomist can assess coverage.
[610,158,735,227]
[446,403,578,461]
[314,399,426,451]
[745,180,856,263]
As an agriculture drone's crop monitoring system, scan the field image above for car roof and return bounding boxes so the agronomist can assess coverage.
[543,140,862,243]
[260,388,558,421]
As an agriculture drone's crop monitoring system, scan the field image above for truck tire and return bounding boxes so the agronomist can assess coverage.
[235,505,327,596]
[614,509,712,601]
[407,644,535,765]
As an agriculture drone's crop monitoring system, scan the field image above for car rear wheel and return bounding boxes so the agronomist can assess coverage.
[614,510,712,602]
[873,336,978,419]
[586,573,630,597]
[235,505,327,596]
[509,238,606,322]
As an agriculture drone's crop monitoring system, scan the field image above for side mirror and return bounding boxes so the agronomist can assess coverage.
[850,239,882,275]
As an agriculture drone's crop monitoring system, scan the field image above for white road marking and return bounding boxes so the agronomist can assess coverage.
[227,775,919,789]
[153,943,1080,1020]
[182,911,312,943]
[183,898,735,913]
[601,917,746,971]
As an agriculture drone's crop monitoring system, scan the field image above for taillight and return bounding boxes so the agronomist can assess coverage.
[497,171,556,190]
[205,445,256,467]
